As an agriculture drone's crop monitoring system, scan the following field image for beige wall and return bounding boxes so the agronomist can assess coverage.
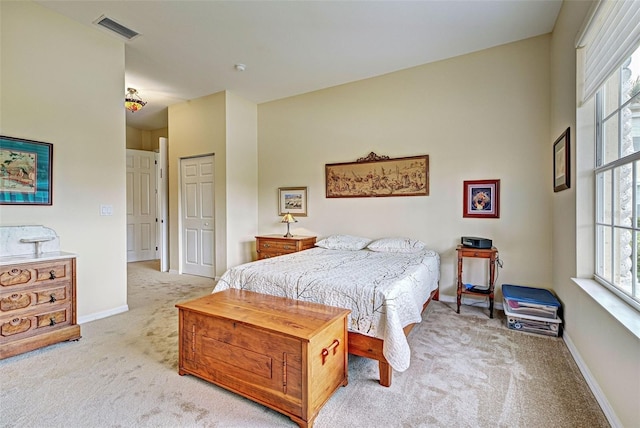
[258,35,552,299]
[167,91,258,275]
[126,126,168,151]
[0,2,127,319]
[126,126,144,150]
[225,92,258,267]
[168,92,228,275]
[150,128,168,151]
[551,1,640,426]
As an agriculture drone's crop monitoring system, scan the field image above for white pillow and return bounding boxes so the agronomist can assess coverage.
[315,235,372,250]
[367,237,426,253]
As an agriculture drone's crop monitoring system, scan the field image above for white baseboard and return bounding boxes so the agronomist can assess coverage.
[443,292,620,426]
[438,294,456,303]
[165,268,218,281]
[562,331,622,428]
[78,304,129,324]
[438,293,504,310]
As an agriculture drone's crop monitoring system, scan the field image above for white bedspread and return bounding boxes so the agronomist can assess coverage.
[214,247,440,372]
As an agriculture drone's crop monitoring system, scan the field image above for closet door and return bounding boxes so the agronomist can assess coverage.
[180,154,215,278]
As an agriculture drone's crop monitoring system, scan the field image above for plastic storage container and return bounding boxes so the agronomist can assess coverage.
[503,299,562,336]
[501,284,562,337]
[502,284,561,319]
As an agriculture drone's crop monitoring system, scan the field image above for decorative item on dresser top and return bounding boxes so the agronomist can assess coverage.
[255,235,317,260]
[0,226,80,359]
[281,212,298,238]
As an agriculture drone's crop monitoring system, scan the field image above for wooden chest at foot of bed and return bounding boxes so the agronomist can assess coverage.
[176,289,350,428]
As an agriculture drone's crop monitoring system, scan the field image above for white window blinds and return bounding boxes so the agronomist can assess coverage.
[577,0,640,102]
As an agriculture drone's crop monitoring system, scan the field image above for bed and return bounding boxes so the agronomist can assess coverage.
[213,236,440,387]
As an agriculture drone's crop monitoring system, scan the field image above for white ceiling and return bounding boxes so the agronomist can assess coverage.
[36,0,562,131]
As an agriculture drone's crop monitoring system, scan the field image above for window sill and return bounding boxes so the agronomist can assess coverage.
[571,278,640,340]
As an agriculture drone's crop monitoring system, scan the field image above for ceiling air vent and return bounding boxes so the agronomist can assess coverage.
[94,15,140,40]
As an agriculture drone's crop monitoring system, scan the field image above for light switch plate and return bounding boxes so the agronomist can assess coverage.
[100,204,113,216]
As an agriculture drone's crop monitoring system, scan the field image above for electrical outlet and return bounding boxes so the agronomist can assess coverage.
[100,205,113,216]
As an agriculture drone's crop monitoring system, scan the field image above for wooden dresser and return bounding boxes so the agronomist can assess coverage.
[176,289,350,428]
[0,254,80,359]
[255,234,316,260]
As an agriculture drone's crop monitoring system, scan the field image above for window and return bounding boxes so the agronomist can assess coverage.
[594,44,640,310]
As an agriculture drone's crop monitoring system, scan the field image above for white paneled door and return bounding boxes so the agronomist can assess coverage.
[126,150,158,262]
[157,138,169,272]
[181,155,215,278]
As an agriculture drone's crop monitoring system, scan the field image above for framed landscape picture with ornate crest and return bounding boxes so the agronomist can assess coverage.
[325,152,429,198]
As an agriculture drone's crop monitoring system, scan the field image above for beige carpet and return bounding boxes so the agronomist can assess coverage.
[1,260,609,428]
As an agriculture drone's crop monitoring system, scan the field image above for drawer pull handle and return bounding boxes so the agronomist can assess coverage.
[321,339,340,365]
[49,270,57,280]
[49,317,56,326]
[263,243,270,248]
[49,294,57,303]
[283,245,292,250]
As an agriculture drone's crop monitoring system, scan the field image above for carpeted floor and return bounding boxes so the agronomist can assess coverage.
[1,260,609,427]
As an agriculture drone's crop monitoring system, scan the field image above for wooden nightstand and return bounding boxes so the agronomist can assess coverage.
[456,245,499,318]
[255,235,317,260]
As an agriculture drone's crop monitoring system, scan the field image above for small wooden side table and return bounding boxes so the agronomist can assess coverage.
[255,235,317,260]
[456,245,499,318]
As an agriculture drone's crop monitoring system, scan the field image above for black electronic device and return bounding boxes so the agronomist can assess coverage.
[461,236,493,249]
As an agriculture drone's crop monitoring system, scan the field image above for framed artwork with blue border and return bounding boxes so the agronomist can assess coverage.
[0,135,53,205]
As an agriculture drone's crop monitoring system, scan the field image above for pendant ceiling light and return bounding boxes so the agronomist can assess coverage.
[125,87,147,112]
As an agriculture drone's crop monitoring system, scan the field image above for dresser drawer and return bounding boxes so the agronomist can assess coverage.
[258,239,300,253]
[0,304,72,339]
[258,249,291,259]
[0,259,74,290]
[456,247,497,259]
[0,284,70,313]
[255,235,317,260]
